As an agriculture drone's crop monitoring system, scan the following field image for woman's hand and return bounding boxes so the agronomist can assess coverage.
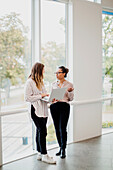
[52,98,58,103]
[67,87,74,92]
[41,93,49,98]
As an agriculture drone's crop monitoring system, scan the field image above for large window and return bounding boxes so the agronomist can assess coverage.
[0,0,31,112]
[0,0,69,164]
[2,113,34,164]
[102,11,113,133]
[41,0,67,147]
[0,0,32,164]
[41,0,66,87]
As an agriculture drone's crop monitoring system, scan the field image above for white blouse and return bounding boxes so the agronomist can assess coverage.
[25,78,48,117]
[52,80,74,102]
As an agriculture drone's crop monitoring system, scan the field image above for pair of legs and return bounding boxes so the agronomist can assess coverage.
[50,102,70,151]
[31,105,56,164]
[31,105,47,154]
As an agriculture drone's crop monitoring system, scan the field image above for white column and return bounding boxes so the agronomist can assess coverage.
[72,0,102,142]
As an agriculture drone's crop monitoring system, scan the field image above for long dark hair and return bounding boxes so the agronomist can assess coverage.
[59,66,69,78]
[29,62,44,90]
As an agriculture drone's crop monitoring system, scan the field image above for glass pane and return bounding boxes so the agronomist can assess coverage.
[41,0,66,88]
[2,112,36,164]
[102,12,113,133]
[46,110,57,148]
[102,13,113,97]
[41,0,66,147]
[0,0,32,112]
[102,100,113,134]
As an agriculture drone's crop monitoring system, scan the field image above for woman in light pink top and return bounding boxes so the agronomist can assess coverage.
[50,66,74,159]
[25,62,56,164]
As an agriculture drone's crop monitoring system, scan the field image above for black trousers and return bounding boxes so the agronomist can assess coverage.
[50,102,70,150]
[31,105,47,154]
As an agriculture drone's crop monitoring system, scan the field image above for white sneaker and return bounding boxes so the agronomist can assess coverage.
[42,154,56,164]
[37,152,42,160]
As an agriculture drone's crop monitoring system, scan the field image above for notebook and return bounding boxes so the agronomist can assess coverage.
[41,87,67,102]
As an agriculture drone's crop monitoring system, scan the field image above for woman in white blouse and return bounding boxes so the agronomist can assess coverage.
[25,62,56,164]
[50,66,74,159]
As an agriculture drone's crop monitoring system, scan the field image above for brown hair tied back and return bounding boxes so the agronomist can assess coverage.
[29,62,44,90]
[59,66,69,78]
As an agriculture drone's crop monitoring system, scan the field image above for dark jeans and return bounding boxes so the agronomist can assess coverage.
[50,102,70,150]
[31,105,47,154]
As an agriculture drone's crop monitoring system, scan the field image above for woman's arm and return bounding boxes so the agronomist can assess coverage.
[67,84,74,101]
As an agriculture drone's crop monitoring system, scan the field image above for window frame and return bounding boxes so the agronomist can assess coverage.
[0,0,70,165]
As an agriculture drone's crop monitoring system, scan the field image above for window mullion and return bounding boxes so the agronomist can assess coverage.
[65,3,68,67]
[31,0,41,64]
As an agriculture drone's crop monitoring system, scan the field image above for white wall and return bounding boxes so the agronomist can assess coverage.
[72,0,102,142]
[102,0,113,9]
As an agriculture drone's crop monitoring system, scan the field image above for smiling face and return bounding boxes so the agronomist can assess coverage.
[55,68,65,80]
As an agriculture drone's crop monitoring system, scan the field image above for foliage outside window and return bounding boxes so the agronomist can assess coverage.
[102,12,113,96]
[41,0,66,89]
[102,11,113,131]
[0,12,31,110]
[0,13,30,85]
[0,0,32,164]
[41,0,66,145]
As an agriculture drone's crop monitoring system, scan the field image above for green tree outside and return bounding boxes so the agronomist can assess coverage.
[41,41,65,84]
[102,14,113,94]
[0,12,30,87]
